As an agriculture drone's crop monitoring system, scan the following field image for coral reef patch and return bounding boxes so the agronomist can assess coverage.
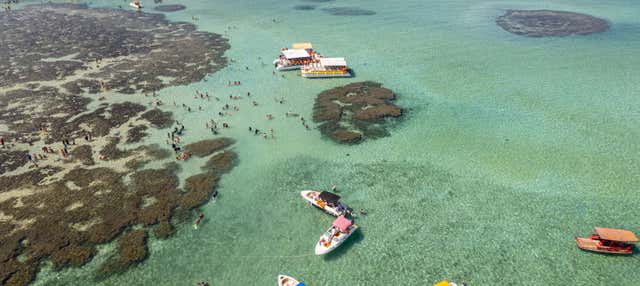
[0,3,228,93]
[322,7,376,16]
[496,10,608,37]
[0,3,233,285]
[313,81,402,144]
[184,138,235,158]
[154,4,186,12]
[293,5,316,11]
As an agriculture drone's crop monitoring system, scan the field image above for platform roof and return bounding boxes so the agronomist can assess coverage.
[319,57,347,67]
[292,42,313,49]
[595,227,638,242]
[282,49,310,59]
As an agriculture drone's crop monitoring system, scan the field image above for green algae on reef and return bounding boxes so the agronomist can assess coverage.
[0,3,233,285]
[496,10,609,37]
[313,82,402,144]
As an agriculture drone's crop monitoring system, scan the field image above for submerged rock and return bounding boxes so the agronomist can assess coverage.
[0,3,235,285]
[70,145,95,166]
[140,109,174,129]
[293,5,316,11]
[184,138,235,157]
[98,230,148,277]
[153,220,175,239]
[203,151,238,174]
[51,245,96,270]
[313,81,402,144]
[496,10,608,37]
[154,4,186,12]
[0,3,229,92]
[322,7,376,16]
[126,125,149,143]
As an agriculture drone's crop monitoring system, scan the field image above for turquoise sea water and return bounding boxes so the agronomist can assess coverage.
[31,0,640,285]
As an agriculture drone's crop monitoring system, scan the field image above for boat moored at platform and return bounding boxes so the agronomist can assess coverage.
[273,43,320,71]
[301,57,351,78]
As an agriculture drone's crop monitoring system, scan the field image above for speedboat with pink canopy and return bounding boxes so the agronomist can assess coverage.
[278,274,306,286]
[315,215,358,255]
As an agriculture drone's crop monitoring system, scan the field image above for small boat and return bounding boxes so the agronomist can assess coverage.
[273,43,321,71]
[278,274,306,286]
[130,0,143,9]
[575,227,638,255]
[315,215,358,255]
[301,57,351,78]
[300,190,347,216]
[434,281,467,286]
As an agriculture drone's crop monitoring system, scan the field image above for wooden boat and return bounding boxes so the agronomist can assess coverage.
[315,215,358,255]
[278,274,306,286]
[300,190,347,216]
[575,227,638,255]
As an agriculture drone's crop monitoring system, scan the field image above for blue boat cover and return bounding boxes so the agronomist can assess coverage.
[296,283,306,286]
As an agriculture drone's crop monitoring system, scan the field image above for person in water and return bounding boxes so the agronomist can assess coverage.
[195,214,205,227]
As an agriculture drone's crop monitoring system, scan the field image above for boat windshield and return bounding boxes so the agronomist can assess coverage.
[319,191,340,205]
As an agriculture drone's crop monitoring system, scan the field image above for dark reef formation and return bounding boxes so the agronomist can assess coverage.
[154,4,186,12]
[293,4,316,11]
[97,230,148,278]
[0,3,233,285]
[0,143,238,285]
[184,138,235,158]
[139,109,174,129]
[313,82,402,144]
[0,3,228,93]
[496,10,608,37]
[126,125,149,144]
[322,7,376,16]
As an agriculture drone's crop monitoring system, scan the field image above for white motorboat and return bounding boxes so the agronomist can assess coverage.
[300,190,347,216]
[434,281,467,286]
[278,274,306,286]
[315,215,358,255]
[130,1,143,9]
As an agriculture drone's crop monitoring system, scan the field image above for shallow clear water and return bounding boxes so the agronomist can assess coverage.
[31,0,640,285]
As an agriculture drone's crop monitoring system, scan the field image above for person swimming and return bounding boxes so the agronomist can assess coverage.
[193,214,204,229]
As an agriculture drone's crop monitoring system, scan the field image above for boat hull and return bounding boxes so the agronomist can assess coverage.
[315,224,358,255]
[300,190,345,216]
[301,72,352,78]
[130,3,142,9]
[575,237,633,255]
[278,274,300,286]
[276,64,303,71]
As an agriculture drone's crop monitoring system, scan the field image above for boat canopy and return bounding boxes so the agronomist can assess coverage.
[333,215,352,232]
[595,227,639,242]
[292,42,313,50]
[319,191,340,204]
[319,57,347,67]
[296,283,306,286]
[282,49,310,59]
